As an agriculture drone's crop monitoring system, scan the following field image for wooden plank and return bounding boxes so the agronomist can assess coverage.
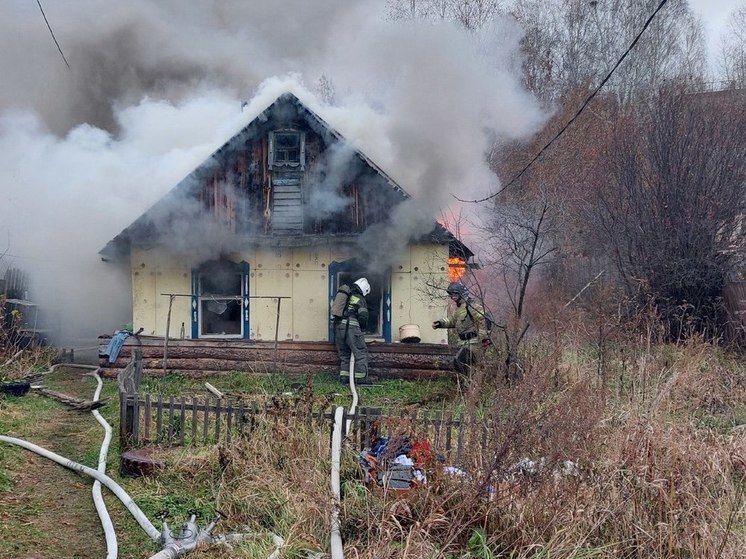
[444,412,453,457]
[226,400,233,444]
[144,394,152,442]
[156,395,163,443]
[237,401,245,436]
[167,395,175,442]
[456,412,464,464]
[433,411,443,451]
[191,397,198,446]
[215,399,222,442]
[99,337,454,356]
[179,397,186,446]
[98,337,456,380]
[119,392,127,448]
[103,354,453,375]
[203,397,210,445]
[132,395,140,445]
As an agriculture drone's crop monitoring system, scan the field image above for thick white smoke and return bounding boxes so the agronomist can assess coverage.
[0,1,545,350]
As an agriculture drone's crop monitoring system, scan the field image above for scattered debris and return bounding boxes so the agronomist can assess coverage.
[359,436,434,490]
[0,380,31,396]
[35,387,108,412]
[204,382,224,399]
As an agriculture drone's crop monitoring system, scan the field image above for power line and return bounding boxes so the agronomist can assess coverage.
[457,0,670,204]
[37,0,70,70]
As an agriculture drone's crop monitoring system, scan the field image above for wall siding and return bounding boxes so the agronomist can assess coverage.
[130,244,449,345]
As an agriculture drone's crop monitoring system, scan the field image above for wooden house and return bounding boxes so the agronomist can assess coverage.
[98,92,472,378]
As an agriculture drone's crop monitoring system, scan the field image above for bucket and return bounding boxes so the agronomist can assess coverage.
[399,324,421,343]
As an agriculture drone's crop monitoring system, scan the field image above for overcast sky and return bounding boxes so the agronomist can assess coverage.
[688,0,743,66]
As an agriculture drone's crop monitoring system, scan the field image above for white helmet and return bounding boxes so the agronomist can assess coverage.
[354,277,371,296]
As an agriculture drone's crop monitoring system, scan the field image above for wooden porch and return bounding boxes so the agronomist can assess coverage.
[98,335,457,380]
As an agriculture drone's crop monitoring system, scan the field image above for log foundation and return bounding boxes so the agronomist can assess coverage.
[99,335,456,380]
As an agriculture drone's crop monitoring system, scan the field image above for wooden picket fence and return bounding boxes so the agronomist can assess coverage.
[118,392,321,448]
[119,392,478,463]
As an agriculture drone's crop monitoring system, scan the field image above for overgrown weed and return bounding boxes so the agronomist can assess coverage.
[110,334,746,558]
[2,330,745,557]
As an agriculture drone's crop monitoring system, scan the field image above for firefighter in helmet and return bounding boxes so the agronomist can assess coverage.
[432,281,490,374]
[334,277,371,384]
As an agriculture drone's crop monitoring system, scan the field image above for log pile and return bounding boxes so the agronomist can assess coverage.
[99,335,456,380]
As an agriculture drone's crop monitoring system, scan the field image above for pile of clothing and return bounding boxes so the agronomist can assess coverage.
[359,436,435,490]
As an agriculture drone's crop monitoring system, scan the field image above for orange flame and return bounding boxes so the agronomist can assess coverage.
[448,257,466,282]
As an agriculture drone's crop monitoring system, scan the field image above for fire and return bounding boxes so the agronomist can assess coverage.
[448,256,465,282]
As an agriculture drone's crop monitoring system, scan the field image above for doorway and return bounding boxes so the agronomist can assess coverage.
[328,260,391,342]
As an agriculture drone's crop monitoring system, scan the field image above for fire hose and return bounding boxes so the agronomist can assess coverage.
[329,352,365,559]
[0,434,163,541]
[330,406,345,559]
[0,363,253,558]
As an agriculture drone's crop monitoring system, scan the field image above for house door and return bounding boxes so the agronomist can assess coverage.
[328,260,391,342]
[191,259,250,339]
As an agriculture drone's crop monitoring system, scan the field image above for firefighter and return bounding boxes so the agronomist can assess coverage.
[334,277,371,384]
[432,281,490,374]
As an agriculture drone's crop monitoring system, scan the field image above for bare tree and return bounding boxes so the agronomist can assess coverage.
[385,0,503,30]
[716,6,746,87]
[592,86,746,340]
[482,186,558,380]
[509,0,707,103]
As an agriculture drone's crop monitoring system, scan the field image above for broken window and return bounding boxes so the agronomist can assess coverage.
[198,260,243,337]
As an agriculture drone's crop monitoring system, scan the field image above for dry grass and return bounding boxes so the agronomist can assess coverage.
[126,334,746,558]
[2,325,744,558]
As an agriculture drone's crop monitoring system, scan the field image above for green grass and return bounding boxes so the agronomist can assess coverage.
[136,370,459,413]
[5,344,743,558]
[0,393,60,434]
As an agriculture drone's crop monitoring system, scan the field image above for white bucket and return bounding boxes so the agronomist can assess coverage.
[399,324,421,343]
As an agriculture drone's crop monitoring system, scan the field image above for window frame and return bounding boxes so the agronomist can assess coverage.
[268,129,305,170]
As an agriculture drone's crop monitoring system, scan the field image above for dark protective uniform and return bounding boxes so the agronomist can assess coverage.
[435,296,488,374]
[334,285,370,381]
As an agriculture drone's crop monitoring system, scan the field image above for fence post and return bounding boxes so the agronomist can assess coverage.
[118,349,142,450]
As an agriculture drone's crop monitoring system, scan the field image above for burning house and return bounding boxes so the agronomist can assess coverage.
[98,92,473,377]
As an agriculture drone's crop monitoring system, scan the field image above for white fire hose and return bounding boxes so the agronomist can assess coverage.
[0,434,162,541]
[329,352,366,559]
[89,368,118,559]
[346,354,358,436]
[1,363,253,558]
[330,406,345,559]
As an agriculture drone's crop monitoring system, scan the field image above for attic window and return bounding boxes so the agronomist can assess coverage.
[269,130,305,169]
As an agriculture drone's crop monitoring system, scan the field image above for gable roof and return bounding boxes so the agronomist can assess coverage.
[100,92,471,260]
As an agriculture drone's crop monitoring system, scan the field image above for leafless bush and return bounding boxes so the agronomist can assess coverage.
[142,338,746,558]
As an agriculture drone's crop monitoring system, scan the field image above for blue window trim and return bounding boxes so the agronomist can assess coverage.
[191,261,251,339]
[382,280,392,343]
[191,271,199,339]
[240,261,250,339]
[328,260,391,342]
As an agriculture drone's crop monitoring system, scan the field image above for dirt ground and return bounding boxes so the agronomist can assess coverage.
[0,369,151,559]
[0,413,107,558]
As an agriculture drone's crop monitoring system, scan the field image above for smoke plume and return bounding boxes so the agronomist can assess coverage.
[0,0,545,350]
